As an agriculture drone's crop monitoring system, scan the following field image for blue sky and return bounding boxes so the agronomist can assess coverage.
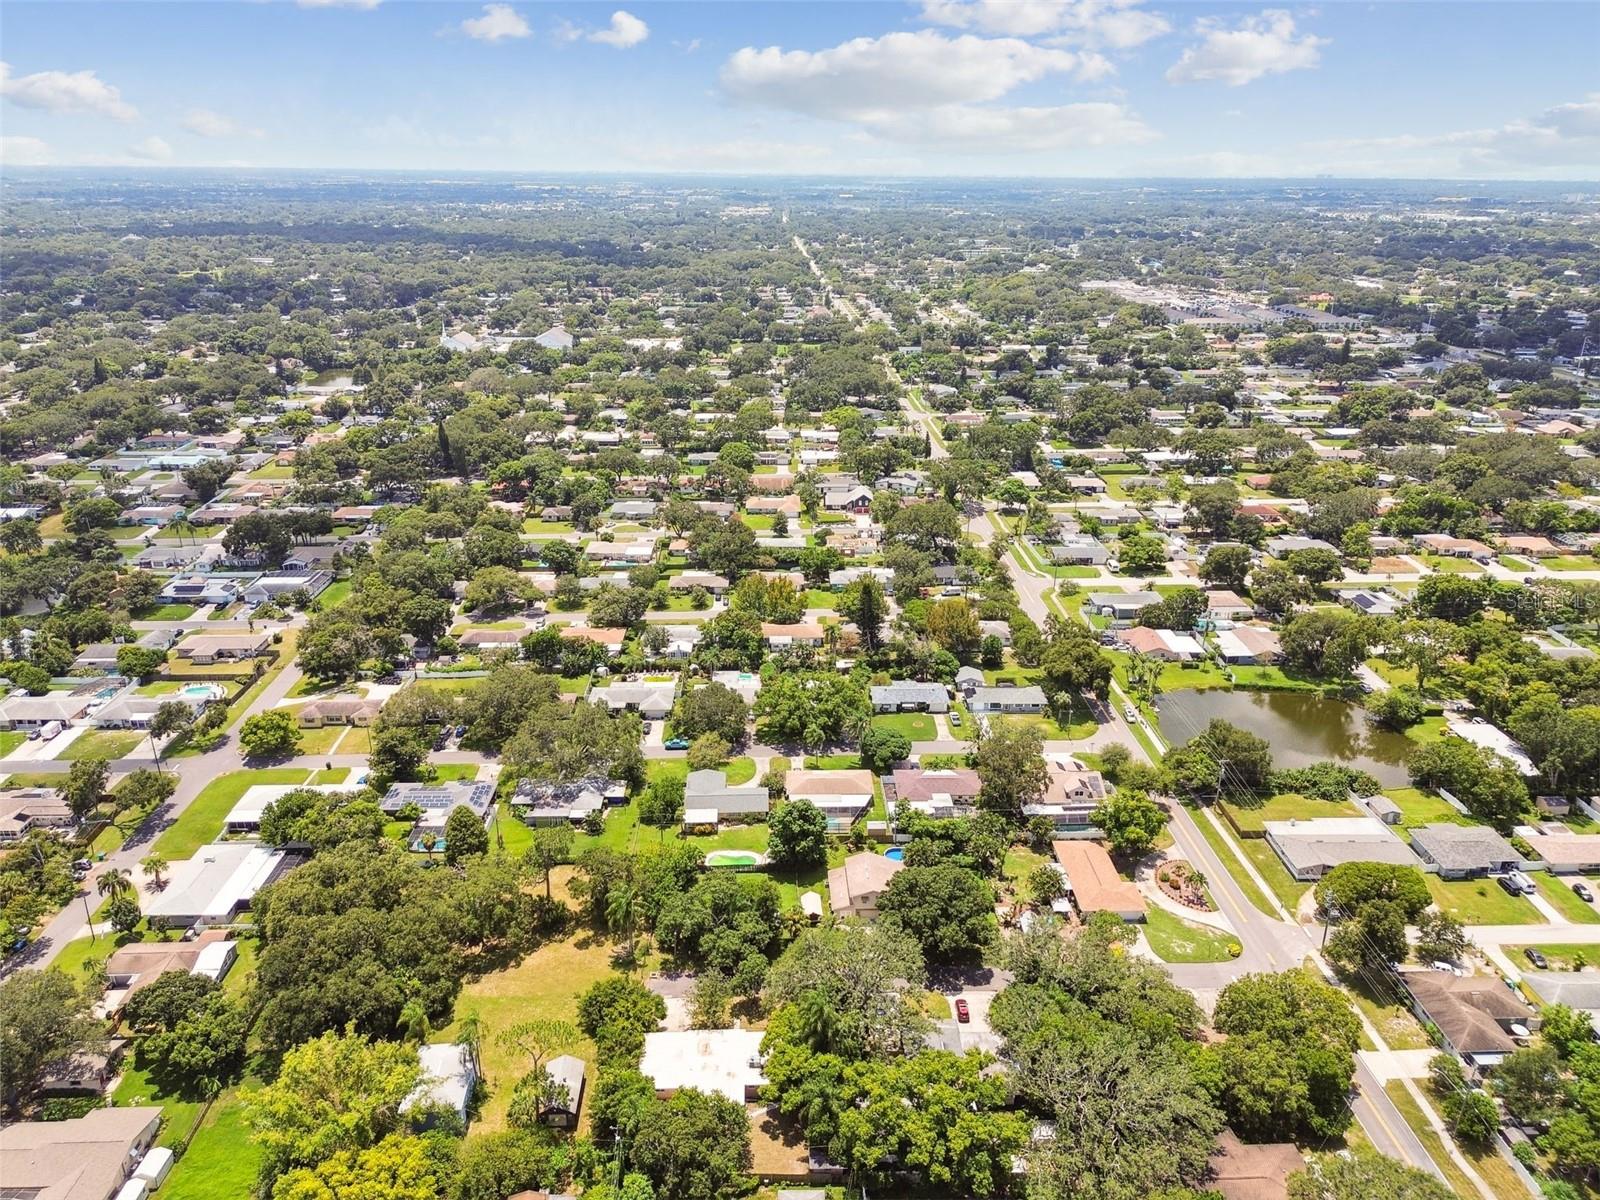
[2,1,1597,177]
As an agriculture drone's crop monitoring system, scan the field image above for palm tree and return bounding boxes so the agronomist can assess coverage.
[169,516,195,548]
[456,1010,484,1078]
[96,868,133,901]
[147,701,193,775]
[399,997,430,1045]
[140,856,169,891]
[794,989,840,1054]
[421,833,438,864]
[605,884,637,958]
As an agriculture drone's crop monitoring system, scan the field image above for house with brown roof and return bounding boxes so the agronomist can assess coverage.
[1400,969,1535,1071]
[297,696,383,728]
[827,851,903,918]
[173,632,272,664]
[558,625,626,656]
[1051,840,1146,921]
[785,768,874,830]
[0,787,75,843]
[1207,1131,1305,1200]
[0,1105,163,1200]
[762,622,826,648]
[889,767,980,818]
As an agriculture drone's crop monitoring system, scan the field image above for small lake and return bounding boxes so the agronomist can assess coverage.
[1155,689,1416,788]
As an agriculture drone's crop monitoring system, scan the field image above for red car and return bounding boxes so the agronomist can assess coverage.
[954,999,970,1023]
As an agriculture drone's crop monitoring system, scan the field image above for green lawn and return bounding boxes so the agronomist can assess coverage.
[136,680,183,696]
[316,579,353,609]
[872,712,938,741]
[1142,906,1239,963]
[431,763,480,783]
[135,603,198,621]
[803,753,863,771]
[724,756,757,786]
[1533,873,1600,925]
[1222,792,1359,834]
[1507,943,1600,971]
[1235,835,1310,913]
[522,519,576,534]
[1383,1081,1483,1200]
[112,1061,205,1149]
[805,589,838,610]
[162,1084,263,1200]
[1545,555,1600,572]
[1425,876,1542,925]
[52,927,165,980]
[293,723,345,756]
[152,768,312,858]
[0,730,25,757]
[57,730,146,761]
[1188,810,1278,917]
[1344,975,1433,1050]
[1385,786,1466,830]
[1420,554,1484,575]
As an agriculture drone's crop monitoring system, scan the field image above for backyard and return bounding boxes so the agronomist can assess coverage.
[152,768,315,858]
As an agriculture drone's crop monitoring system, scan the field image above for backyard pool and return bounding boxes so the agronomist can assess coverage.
[884,847,905,861]
[179,683,225,701]
[704,850,765,868]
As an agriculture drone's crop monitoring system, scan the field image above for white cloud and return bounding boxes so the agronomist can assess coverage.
[920,0,1170,49]
[1166,10,1325,87]
[296,0,381,8]
[867,101,1155,152]
[0,135,52,165]
[0,62,138,121]
[127,135,173,161]
[1312,93,1600,177]
[723,30,1109,120]
[590,10,649,48]
[181,109,264,139]
[461,4,531,42]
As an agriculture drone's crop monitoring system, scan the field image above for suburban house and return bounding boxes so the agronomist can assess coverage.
[1207,1132,1306,1200]
[0,788,75,844]
[1522,834,1600,874]
[827,851,904,919]
[869,681,949,714]
[954,666,985,695]
[403,1043,479,1129]
[511,776,626,826]
[0,1105,164,1200]
[1205,590,1255,621]
[785,769,875,830]
[144,843,291,928]
[656,624,704,659]
[1408,824,1522,879]
[241,571,332,605]
[1023,757,1108,833]
[173,632,272,664]
[380,780,495,846]
[589,680,675,720]
[1216,626,1282,665]
[93,687,217,731]
[1117,626,1205,661]
[1085,592,1162,621]
[668,571,729,595]
[223,782,366,835]
[559,625,627,657]
[296,696,383,728]
[458,628,523,649]
[160,575,246,607]
[1340,589,1404,617]
[1400,969,1535,1072]
[888,767,981,819]
[640,1028,766,1104]
[968,685,1048,715]
[1050,840,1146,922]
[0,693,91,731]
[1265,535,1339,557]
[102,930,236,1009]
[761,622,827,649]
[1264,817,1420,881]
[683,768,770,827]
[1414,533,1495,562]
[1051,536,1109,565]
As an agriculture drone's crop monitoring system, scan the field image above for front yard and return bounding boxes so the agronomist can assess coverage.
[1141,906,1238,963]
[872,711,938,742]
[1425,875,1542,925]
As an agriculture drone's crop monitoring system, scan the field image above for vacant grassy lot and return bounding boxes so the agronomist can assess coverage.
[1223,792,1359,834]
[152,768,312,858]
[1142,906,1238,963]
[872,711,937,741]
[1385,786,1466,830]
[1507,943,1600,971]
[1425,875,1542,925]
[57,730,145,761]
[161,1083,262,1200]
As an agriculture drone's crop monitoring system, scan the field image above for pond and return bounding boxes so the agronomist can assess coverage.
[1155,689,1416,787]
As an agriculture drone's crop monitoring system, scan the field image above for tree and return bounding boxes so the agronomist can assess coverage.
[878,865,995,964]
[1213,969,1362,1054]
[183,457,236,503]
[244,1031,422,1188]
[61,756,109,818]
[140,854,169,890]
[685,733,731,771]
[638,772,685,839]
[148,700,193,771]
[1409,738,1529,829]
[116,644,167,680]
[765,923,928,1058]
[138,989,249,1098]
[926,598,982,662]
[752,673,869,749]
[1090,789,1168,859]
[974,721,1048,817]
[670,683,748,746]
[577,974,666,1044]
[1327,898,1409,979]
[444,806,489,865]
[858,724,910,773]
[453,1130,569,1200]
[97,866,133,900]
[689,971,733,1029]
[1286,1148,1453,1200]
[1493,1044,1565,1125]
[1280,609,1368,677]
[1039,636,1112,702]
[1367,686,1426,730]
[274,1133,439,1200]
[1027,862,1067,907]
[298,619,372,683]
[1439,1086,1500,1143]
[767,800,828,869]
[104,893,142,934]
[839,576,888,651]
[0,969,106,1115]
[240,709,302,759]
[1200,543,1253,592]
[627,1088,752,1200]
[1415,910,1469,964]
[1117,532,1168,576]
[1314,862,1432,923]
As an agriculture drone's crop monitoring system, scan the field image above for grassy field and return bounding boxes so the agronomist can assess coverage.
[57,730,146,761]
[0,730,25,757]
[1506,943,1600,971]
[805,589,838,610]
[112,1061,205,1149]
[316,579,353,609]
[291,723,345,756]
[1425,875,1542,925]
[1235,835,1309,913]
[1222,792,1359,834]
[136,603,199,621]
[1188,810,1278,917]
[1385,786,1467,830]
[442,894,623,1134]
[152,768,312,858]
[1141,906,1238,963]
[1345,976,1433,1050]
[1546,555,1600,572]
[161,1083,263,1200]
[872,711,937,741]
[1534,873,1600,925]
[1420,555,1484,575]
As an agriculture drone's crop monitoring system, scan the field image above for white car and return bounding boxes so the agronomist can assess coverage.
[1123,705,1138,722]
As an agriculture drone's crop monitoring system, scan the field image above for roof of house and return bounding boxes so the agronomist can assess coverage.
[640,1028,766,1103]
[144,843,288,923]
[1051,840,1145,915]
[0,1106,163,1200]
[970,685,1048,706]
[404,1043,476,1119]
[559,625,627,645]
[761,622,826,639]
[1401,969,1532,1057]
[1524,834,1600,869]
[785,769,875,797]
[1264,817,1419,875]
[1408,823,1520,871]
[1207,1131,1305,1200]
[827,851,903,912]
[870,681,947,706]
[1522,971,1600,1011]
[545,1054,586,1111]
[890,767,981,803]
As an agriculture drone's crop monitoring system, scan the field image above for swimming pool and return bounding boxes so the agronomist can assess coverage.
[884,847,905,861]
[179,683,224,701]
[704,850,764,868]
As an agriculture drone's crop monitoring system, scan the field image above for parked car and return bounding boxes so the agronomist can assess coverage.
[1506,870,1537,895]
[954,998,970,1023]
[1525,948,1550,969]
[1576,883,1595,903]
[664,737,690,751]
[1497,875,1522,896]
[642,722,653,735]
[949,711,962,727]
